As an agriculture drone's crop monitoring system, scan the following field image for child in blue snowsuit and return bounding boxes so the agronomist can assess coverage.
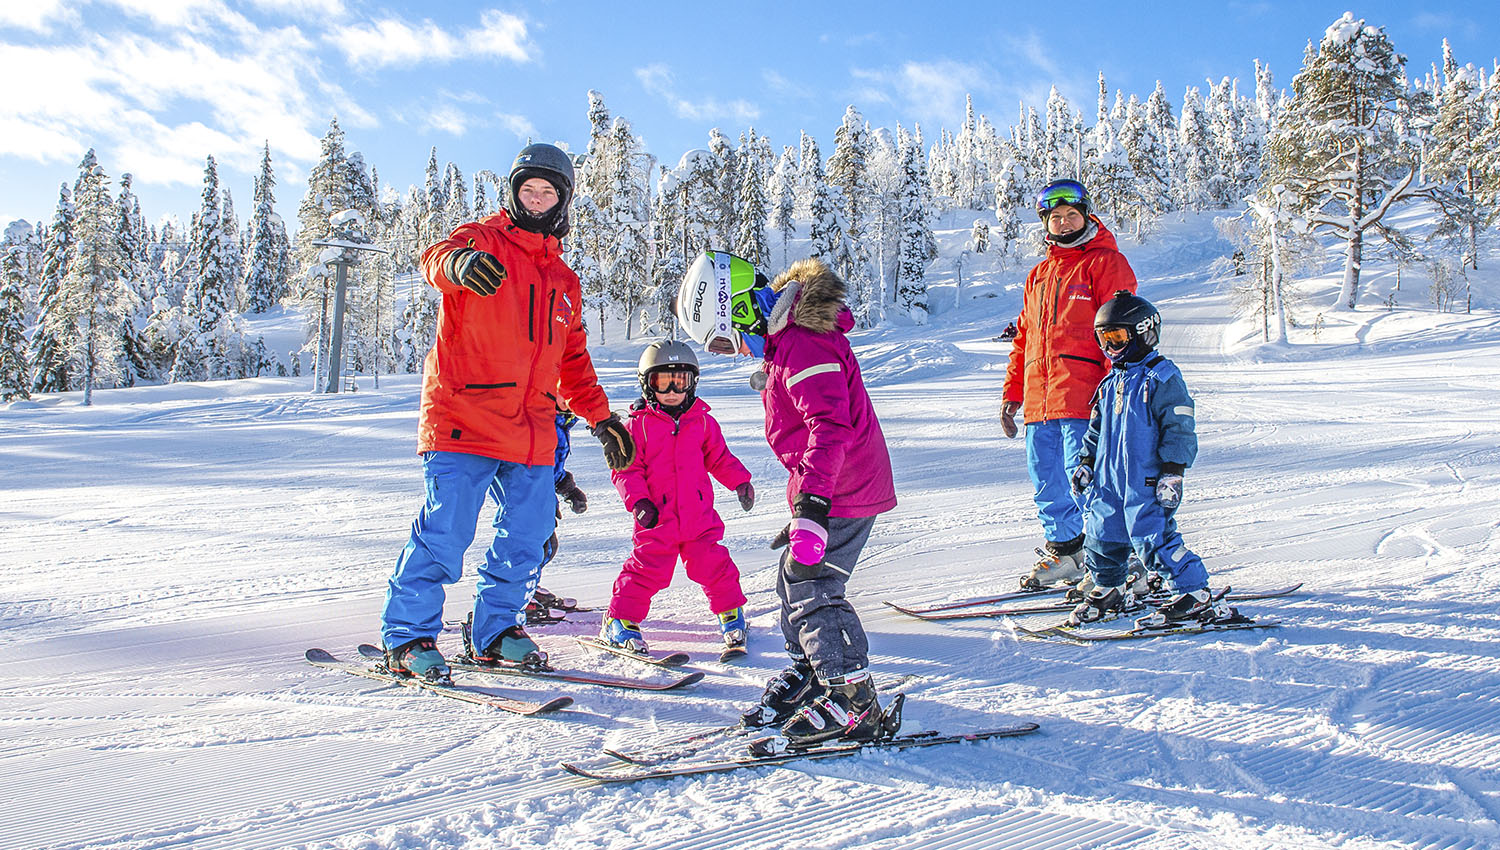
[1067,291,1238,627]
[532,411,587,612]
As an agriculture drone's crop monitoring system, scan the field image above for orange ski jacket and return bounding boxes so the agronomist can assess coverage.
[1003,219,1138,423]
[415,210,612,465]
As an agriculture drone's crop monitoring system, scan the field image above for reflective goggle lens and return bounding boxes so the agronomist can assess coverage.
[648,370,696,393]
[1039,183,1086,212]
[1096,326,1132,348]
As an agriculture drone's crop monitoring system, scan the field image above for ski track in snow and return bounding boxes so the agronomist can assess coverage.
[4,216,1500,849]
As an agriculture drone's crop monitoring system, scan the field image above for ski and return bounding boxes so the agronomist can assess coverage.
[563,721,1042,783]
[894,582,1304,622]
[1019,619,1283,642]
[305,648,573,716]
[604,722,750,765]
[881,584,1069,616]
[355,644,702,692]
[572,636,690,667]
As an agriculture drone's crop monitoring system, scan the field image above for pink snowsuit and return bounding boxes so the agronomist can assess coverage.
[608,398,751,622]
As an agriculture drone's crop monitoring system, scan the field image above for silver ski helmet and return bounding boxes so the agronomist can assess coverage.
[1094,290,1160,363]
[675,250,774,357]
[507,143,575,238]
[637,339,700,410]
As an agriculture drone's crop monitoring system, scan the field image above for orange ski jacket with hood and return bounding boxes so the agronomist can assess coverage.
[1002,218,1138,423]
[415,209,612,465]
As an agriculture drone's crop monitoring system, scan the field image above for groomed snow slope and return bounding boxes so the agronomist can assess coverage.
[2,214,1498,850]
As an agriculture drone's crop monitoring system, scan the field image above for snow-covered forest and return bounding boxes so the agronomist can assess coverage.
[1,11,1496,403]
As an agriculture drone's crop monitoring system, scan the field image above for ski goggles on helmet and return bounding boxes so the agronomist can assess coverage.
[647,369,697,394]
[1036,180,1088,217]
[1096,326,1133,349]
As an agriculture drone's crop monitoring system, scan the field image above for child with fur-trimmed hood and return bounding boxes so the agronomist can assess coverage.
[744,257,899,749]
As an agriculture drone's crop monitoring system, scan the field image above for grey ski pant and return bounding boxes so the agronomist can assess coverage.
[777,514,877,682]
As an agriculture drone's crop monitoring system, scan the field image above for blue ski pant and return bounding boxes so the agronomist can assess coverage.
[381,450,555,653]
[1025,418,1088,544]
[1084,502,1209,593]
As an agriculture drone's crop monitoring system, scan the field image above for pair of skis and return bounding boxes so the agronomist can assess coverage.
[885,582,1303,621]
[563,710,1042,783]
[1016,585,1285,642]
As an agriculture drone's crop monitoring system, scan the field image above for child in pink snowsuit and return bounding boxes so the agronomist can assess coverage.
[602,340,755,653]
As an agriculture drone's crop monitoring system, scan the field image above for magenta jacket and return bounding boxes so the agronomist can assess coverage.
[611,398,752,531]
[761,259,897,519]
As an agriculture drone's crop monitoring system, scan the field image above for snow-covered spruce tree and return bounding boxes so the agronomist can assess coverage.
[1043,86,1079,182]
[734,131,770,267]
[189,155,241,379]
[806,149,844,266]
[245,143,290,313]
[219,187,243,311]
[113,173,152,385]
[895,126,929,324]
[1085,95,1135,223]
[1264,13,1422,310]
[567,91,617,338]
[865,127,904,303]
[952,94,990,210]
[1425,40,1490,271]
[0,245,31,400]
[67,150,134,404]
[706,128,739,249]
[31,183,74,393]
[1119,94,1172,239]
[1144,82,1180,208]
[442,161,469,230]
[605,116,651,337]
[829,105,877,325]
[768,145,798,267]
[1176,87,1215,211]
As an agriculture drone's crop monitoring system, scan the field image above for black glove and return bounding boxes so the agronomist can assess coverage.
[444,248,507,296]
[632,498,659,529]
[1070,456,1094,494]
[556,471,587,514]
[736,482,755,512]
[591,414,636,471]
[772,524,790,549]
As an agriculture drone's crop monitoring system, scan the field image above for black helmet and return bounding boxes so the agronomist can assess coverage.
[507,143,575,238]
[637,339,700,413]
[1094,290,1161,363]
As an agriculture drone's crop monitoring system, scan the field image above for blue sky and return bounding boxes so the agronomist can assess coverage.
[0,1,1491,234]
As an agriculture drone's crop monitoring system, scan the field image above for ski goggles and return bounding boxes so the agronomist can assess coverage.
[1037,180,1088,215]
[1096,326,1133,349]
[646,369,697,394]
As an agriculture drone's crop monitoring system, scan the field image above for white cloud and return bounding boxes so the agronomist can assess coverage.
[327,10,533,70]
[0,0,76,32]
[243,0,347,19]
[636,62,759,123]
[850,60,992,129]
[495,112,537,140]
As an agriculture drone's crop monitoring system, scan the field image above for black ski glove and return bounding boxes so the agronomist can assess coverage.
[736,482,755,512]
[591,414,636,471]
[1070,456,1094,494]
[632,498,659,529]
[556,471,587,514]
[444,247,507,296]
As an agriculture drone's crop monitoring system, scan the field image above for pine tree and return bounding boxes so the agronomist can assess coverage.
[828,105,877,323]
[190,156,233,364]
[1044,86,1079,181]
[1426,39,1490,270]
[1119,94,1172,237]
[31,183,74,393]
[245,143,289,313]
[114,173,151,384]
[1265,12,1422,309]
[895,126,930,324]
[735,131,770,266]
[708,128,739,247]
[768,145,798,266]
[66,149,131,404]
[0,245,31,400]
[1176,87,1215,210]
[1144,82,1180,207]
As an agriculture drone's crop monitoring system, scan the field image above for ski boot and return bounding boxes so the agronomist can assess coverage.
[600,616,649,654]
[777,674,884,750]
[1019,534,1086,590]
[533,587,577,610]
[1066,584,1130,627]
[741,658,822,728]
[1136,588,1249,630]
[716,606,748,659]
[383,637,452,683]
[475,625,549,669]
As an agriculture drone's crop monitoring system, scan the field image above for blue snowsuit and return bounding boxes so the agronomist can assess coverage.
[542,412,578,568]
[1080,354,1209,592]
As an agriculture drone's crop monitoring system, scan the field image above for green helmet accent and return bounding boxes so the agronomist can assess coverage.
[675,250,769,355]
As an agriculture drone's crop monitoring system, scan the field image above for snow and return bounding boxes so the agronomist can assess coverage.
[4,212,1500,850]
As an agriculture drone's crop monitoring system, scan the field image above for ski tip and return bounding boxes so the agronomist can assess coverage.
[357,643,384,658]
[658,652,691,666]
[675,671,707,687]
[536,697,575,714]
[305,648,336,663]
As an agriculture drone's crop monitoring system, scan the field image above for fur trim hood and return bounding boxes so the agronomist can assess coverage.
[769,258,847,335]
